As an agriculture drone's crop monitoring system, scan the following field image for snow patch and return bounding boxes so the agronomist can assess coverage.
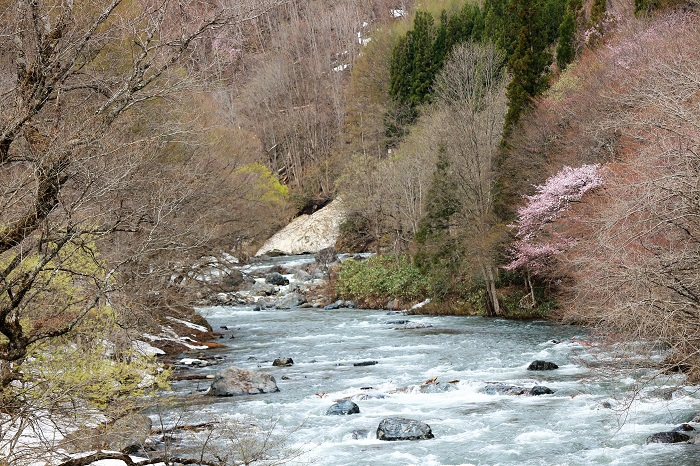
[132,340,166,357]
[165,316,209,333]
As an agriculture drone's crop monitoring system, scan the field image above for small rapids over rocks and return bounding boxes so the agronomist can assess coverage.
[156,256,700,466]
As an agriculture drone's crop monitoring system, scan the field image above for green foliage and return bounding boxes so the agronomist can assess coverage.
[389,5,488,111]
[547,64,582,101]
[335,256,429,304]
[235,162,289,203]
[9,308,170,418]
[388,0,564,136]
[542,0,568,43]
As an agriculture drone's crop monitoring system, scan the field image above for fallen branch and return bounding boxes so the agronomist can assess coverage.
[58,450,220,466]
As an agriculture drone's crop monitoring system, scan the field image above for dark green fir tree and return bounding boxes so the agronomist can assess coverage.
[556,0,582,70]
[504,0,552,133]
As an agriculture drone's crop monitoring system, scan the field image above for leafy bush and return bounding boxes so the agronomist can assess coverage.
[335,256,429,304]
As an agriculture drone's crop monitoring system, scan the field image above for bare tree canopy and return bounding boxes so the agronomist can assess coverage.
[0,0,287,384]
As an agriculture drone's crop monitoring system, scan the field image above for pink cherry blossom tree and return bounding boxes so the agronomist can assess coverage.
[505,164,604,305]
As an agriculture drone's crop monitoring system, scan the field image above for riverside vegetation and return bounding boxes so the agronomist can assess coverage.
[1,0,699,464]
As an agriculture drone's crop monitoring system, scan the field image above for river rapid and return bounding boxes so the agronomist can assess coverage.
[163,301,700,466]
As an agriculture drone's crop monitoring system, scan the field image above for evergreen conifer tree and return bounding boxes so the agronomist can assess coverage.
[504,0,551,132]
[390,34,412,104]
[433,11,450,73]
[389,11,436,107]
[556,0,581,70]
[484,0,519,54]
[415,146,462,298]
[408,11,437,106]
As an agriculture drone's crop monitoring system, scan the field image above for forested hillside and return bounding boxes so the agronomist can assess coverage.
[334,0,700,376]
[0,1,397,463]
[2,0,700,463]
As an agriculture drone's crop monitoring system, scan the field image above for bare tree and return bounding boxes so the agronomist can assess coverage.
[0,0,288,463]
[557,12,700,379]
[432,42,508,315]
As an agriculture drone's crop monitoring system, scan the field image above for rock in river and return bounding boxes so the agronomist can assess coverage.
[376,417,434,441]
[530,385,554,396]
[527,360,559,370]
[326,400,360,415]
[419,381,459,394]
[481,383,529,396]
[276,292,306,309]
[353,360,378,367]
[273,357,294,366]
[208,366,279,396]
[646,431,690,444]
[265,272,289,286]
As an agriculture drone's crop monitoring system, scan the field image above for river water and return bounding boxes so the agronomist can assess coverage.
[162,303,700,466]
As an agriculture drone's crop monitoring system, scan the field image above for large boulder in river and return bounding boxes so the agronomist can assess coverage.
[326,400,360,415]
[646,431,690,444]
[251,281,276,296]
[255,199,347,256]
[276,292,306,309]
[272,357,294,366]
[208,366,279,396]
[377,418,434,441]
[527,360,559,370]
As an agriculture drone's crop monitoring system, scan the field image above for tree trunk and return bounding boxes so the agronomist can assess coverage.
[482,264,502,316]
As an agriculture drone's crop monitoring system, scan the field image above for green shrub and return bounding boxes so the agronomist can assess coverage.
[335,255,429,304]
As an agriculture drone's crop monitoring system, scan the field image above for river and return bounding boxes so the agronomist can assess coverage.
[161,303,700,466]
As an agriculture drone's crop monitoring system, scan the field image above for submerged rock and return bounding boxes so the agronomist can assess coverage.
[326,400,360,415]
[376,417,434,441]
[352,429,370,440]
[419,381,459,394]
[481,383,529,396]
[481,383,553,396]
[208,366,279,396]
[648,387,678,400]
[527,360,559,370]
[646,431,690,444]
[353,360,378,367]
[350,393,386,401]
[395,322,433,330]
